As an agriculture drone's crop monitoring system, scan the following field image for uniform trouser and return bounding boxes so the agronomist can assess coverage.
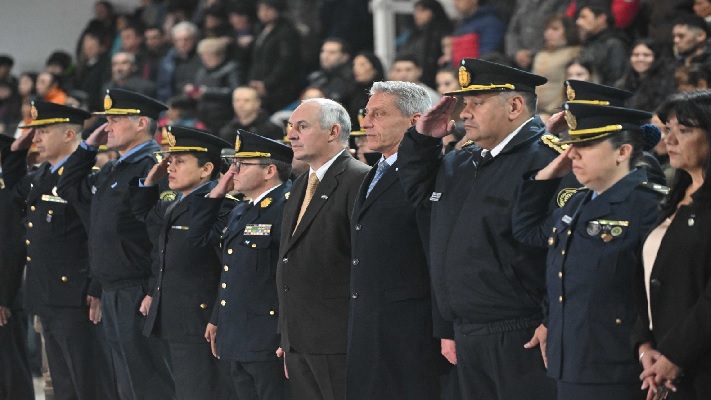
[41,313,118,400]
[285,351,346,400]
[0,310,34,400]
[167,341,237,400]
[102,285,175,400]
[453,315,557,400]
[229,359,288,400]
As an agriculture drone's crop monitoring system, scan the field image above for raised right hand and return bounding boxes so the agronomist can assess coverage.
[534,146,572,181]
[85,122,109,147]
[209,164,236,198]
[144,157,170,187]
[415,96,459,139]
[10,128,35,151]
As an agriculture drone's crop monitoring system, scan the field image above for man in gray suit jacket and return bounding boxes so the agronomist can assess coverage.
[276,98,369,400]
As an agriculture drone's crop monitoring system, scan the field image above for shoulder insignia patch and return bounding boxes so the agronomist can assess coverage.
[285,192,290,200]
[160,190,178,201]
[260,197,272,208]
[639,181,669,195]
[556,188,579,207]
[542,134,569,154]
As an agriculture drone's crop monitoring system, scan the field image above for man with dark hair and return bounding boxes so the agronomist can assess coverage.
[36,72,68,105]
[672,13,711,66]
[576,2,628,85]
[389,54,440,105]
[120,22,149,76]
[2,101,118,400]
[0,55,16,87]
[219,86,283,143]
[143,25,169,81]
[307,38,356,104]
[397,58,559,399]
[57,89,176,400]
[129,126,237,400]
[103,52,157,97]
[201,130,293,400]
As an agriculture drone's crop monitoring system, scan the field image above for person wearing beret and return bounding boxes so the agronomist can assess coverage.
[512,102,666,399]
[196,130,293,400]
[397,58,559,399]
[128,126,237,400]
[0,134,34,400]
[56,89,176,400]
[1,101,118,400]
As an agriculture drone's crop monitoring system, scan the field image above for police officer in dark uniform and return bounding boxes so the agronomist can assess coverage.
[512,102,666,399]
[0,134,34,400]
[128,126,237,400]
[197,130,293,400]
[1,101,117,400]
[397,59,559,399]
[56,89,176,400]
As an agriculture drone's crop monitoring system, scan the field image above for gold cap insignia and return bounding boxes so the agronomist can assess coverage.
[234,135,241,152]
[30,103,38,120]
[564,110,577,130]
[566,84,575,101]
[458,66,471,88]
[104,92,113,110]
[358,110,365,127]
[260,197,272,208]
[166,129,177,147]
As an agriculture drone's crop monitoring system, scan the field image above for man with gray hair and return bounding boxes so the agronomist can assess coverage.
[277,98,369,400]
[347,81,441,399]
[157,21,202,102]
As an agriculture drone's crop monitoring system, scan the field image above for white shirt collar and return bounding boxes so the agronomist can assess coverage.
[251,183,283,205]
[378,152,398,166]
[485,117,534,158]
[310,149,346,181]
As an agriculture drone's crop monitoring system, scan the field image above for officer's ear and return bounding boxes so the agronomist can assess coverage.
[508,95,525,120]
[201,161,214,180]
[410,113,422,125]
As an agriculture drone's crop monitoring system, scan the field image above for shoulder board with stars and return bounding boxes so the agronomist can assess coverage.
[541,134,569,154]
[639,181,669,195]
[160,190,178,201]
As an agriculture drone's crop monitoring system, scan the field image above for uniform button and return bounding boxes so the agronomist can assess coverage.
[282,258,288,264]
[221,300,226,306]
[351,292,359,299]
[61,276,68,282]
[221,283,227,289]
[48,210,53,215]
[269,310,275,315]
[558,295,563,303]
[26,239,30,245]
[31,206,36,211]
[558,271,563,278]
[650,278,661,288]
[567,230,572,236]
[227,249,233,254]
[251,244,257,248]
[224,265,229,272]
[548,237,554,246]
[552,227,557,233]
[283,285,289,292]
[161,249,165,254]
[26,256,31,262]
[615,318,622,325]
[355,224,362,231]
[561,250,566,255]
[28,222,33,228]
[156,287,160,291]
[200,303,207,309]
[352,259,359,266]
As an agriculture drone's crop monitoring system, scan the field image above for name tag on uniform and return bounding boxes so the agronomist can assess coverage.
[244,224,271,236]
[41,194,68,204]
[430,192,442,201]
[171,225,189,230]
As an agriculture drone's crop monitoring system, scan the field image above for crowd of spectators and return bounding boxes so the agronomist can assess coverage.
[0,0,707,150]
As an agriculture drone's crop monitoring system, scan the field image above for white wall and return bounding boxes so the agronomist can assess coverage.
[0,0,135,74]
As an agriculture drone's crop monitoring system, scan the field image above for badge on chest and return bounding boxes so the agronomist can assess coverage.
[244,224,272,236]
[586,219,628,242]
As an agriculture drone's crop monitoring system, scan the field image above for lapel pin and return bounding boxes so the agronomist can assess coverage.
[321,195,328,200]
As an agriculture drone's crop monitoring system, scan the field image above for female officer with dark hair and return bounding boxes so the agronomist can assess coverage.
[513,102,666,399]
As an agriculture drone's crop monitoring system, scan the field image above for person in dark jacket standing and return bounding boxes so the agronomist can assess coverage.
[1,102,117,400]
[56,89,176,400]
[129,126,237,400]
[397,59,558,399]
[200,130,293,400]
[576,2,628,86]
[0,134,34,400]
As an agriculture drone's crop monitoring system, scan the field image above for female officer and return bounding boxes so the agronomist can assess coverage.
[512,102,666,399]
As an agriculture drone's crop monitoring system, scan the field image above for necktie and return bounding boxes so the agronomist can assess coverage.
[481,150,493,163]
[366,160,390,197]
[294,172,319,233]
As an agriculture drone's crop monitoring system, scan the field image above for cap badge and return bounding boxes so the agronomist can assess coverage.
[566,84,576,101]
[104,93,113,110]
[458,66,471,88]
[30,103,38,120]
[166,130,177,147]
[234,135,241,152]
[564,110,577,130]
[260,197,272,208]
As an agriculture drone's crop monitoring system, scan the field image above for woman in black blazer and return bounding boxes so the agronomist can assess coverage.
[634,90,711,400]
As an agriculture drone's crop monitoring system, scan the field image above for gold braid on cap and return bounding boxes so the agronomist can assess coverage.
[568,124,623,136]
[567,100,611,106]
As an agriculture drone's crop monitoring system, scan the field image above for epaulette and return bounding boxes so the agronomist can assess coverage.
[541,134,569,154]
[639,181,669,195]
[160,190,178,201]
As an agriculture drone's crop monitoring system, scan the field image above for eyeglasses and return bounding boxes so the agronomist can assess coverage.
[226,160,269,172]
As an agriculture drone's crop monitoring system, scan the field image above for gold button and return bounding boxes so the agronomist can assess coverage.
[28,222,33,228]
[61,276,68,282]
[269,310,275,315]
[26,256,31,262]
[224,265,229,272]
[25,239,30,245]
[221,283,227,289]
[615,318,622,324]
[200,303,207,309]
[559,295,563,303]
[558,271,563,278]
[31,206,36,211]
[251,244,257,248]
[552,227,557,233]
[548,237,554,246]
[48,210,54,215]
[567,230,572,236]
[221,300,226,306]
[561,250,566,255]
[227,249,233,254]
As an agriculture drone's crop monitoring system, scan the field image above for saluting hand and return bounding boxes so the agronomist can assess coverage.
[144,157,170,187]
[205,323,218,358]
[535,146,573,181]
[209,164,236,198]
[415,96,458,139]
[85,122,109,147]
[0,306,11,326]
[524,324,548,368]
[10,128,35,152]
[545,111,568,135]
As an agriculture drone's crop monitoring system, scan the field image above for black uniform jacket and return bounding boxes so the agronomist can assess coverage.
[190,182,291,362]
[2,148,91,318]
[277,152,369,354]
[513,168,663,383]
[632,201,711,390]
[129,181,236,343]
[0,162,25,311]
[57,141,160,296]
[398,118,560,324]
[347,159,438,400]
